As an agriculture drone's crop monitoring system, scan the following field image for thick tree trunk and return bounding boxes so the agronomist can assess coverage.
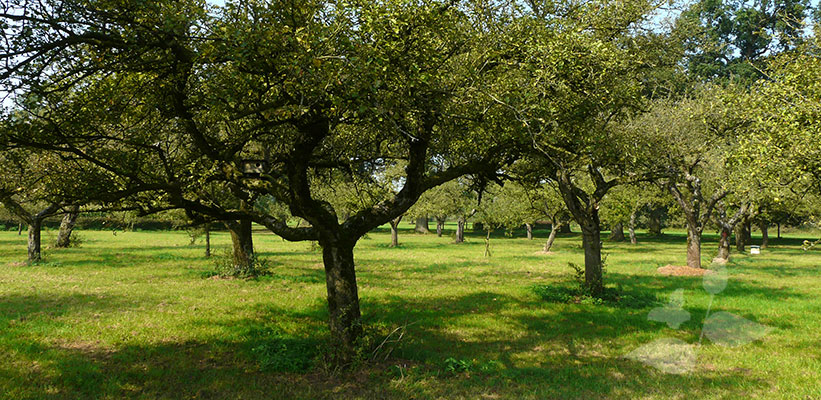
[559,224,571,234]
[759,221,768,248]
[735,224,746,253]
[686,227,703,269]
[455,217,465,243]
[717,227,731,261]
[227,219,254,268]
[436,217,445,237]
[28,218,44,263]
[580,225,603,295]
[414,216,430,234]
[17,222,23,236]
[609,222,625,242]
[320,239,362,363]
[204,223,211,258]
[55,206,80,248]
[544,222,560,252]
[525,223,533,240]
[629,211,637,244]
[389,216,402,247]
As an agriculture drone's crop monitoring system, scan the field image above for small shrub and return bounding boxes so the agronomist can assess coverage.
[210,248,271,279]
[67,233,84,248]
[444,357,474,374]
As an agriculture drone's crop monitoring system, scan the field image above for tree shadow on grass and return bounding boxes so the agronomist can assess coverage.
[0,284,780,399]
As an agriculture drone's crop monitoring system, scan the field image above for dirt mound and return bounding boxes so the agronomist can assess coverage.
[657,265,714,276]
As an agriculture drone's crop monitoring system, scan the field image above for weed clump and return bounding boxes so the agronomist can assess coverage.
[208,248,271,279]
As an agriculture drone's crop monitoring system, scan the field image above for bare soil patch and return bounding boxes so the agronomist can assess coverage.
[656,265,714,276]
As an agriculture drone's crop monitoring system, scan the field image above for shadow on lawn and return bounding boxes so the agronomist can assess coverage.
[0,282,775,399]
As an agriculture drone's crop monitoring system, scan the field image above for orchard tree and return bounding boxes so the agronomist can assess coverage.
[505,0,665,294]
[632,88,756,269]
[1,0,516,360]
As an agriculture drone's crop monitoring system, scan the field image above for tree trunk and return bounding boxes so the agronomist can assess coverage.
[484,230,492,257]
[414,216,430,234]
[628,211,637,244]
[227,219,254,268]
[717,226,731,261]
[320,239,362,364]
[777,223,781,239]
[580,225,603,295]
[648,212,663,237]
[436,217,445,237]
[609,222,625,241]
[743,221,752,244]
[17,222,23,236]
[759,221,768,248]
[455,217,465,243]
[525,223,533,240]
[735,224,746,253]
[55,206,80,248]
[686,227,703,269]
[28,218,44,263]
[544,222,560,252]
[389,216,402,247]
[204,223,211,258]
[559,224,571,234]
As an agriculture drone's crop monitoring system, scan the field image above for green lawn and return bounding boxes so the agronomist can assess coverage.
[1,225,819,399]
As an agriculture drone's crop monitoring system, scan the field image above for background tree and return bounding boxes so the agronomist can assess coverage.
[506,0,664,294]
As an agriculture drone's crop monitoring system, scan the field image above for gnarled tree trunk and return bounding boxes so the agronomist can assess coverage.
[23,204,61,263]
[717,226,731,261]
[320,238,362,362]
[759,221,768,248]
[414,216,430,234]
[609,222,625,242]
[389,216,402,247]
[544,222,560,252]
[686,227,703,268]
[435,217,445,237]
[226,219,254,268]
[28,218,44,262]
[455,217,465,243]
[628,211,637,244]
[525,223,533,240]
[556,169,607,296]
[55,206,80,248]
[580,224,603,295]
[647,211,663,237]
[735,224,746,253]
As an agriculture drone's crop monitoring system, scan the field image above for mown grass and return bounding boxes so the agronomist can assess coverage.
[0,224,819,399]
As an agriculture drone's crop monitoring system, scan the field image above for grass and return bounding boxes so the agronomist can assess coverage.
[0,224,819,399]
